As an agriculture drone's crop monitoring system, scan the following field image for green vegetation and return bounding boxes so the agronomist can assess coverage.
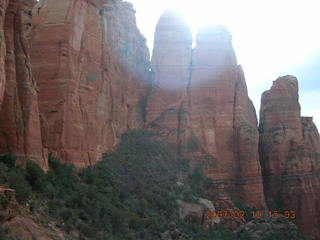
[234,199,258,222]
[0,130,231,239]
[0,193,9,208]
[0,153,15,168]
[0,130,308,240]
[0,155,32,204]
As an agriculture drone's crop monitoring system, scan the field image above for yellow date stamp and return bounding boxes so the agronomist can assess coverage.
[204,209,297,220]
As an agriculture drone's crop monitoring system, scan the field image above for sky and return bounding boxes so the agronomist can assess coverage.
[129,0,320,128]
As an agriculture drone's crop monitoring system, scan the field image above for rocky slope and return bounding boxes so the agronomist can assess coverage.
[259,75,320,236]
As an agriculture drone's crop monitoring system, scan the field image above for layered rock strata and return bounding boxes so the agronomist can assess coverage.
[30,0,150,167]
[0,0,9,104]
[259,75,320,235]
[147,13,265,208]
[0,0,46,168]
[146,11,192,147]
[189,26,265,208]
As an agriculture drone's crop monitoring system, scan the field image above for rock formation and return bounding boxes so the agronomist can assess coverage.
[146,11,192,148]
[189,26,265,208]
[0,0,9,105]
[0,0,320,237]
[259,75,320,236]
[147,15,265,209]
[30,0,150,167]
[0,0,46,169]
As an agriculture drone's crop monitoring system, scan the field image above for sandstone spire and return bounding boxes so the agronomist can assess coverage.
[146,11,192,145]
[188,25,265,208]
[147,14,266,208]
[151,10,192,89]
[259,75,320,235]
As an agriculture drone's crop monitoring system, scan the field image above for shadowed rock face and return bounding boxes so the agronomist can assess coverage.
[30,0,151,167]
[259,75,320,236]
[147,15,265,208]
[0,0,10,105]
[0,0,47,169]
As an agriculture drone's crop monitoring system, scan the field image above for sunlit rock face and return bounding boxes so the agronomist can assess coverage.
[147,15,266,208]
[146,11,192,145]
[151,11,192,89]
[30,0,151,167]
[259,75,320,236]
[189,25,265,208]
[0,0,47,169]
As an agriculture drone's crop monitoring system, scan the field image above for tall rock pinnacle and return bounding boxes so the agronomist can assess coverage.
[189,25,265,208]
[151,10,192,89]
[147,13,265,208]
[259,75,320,235]
[146,11,192,144]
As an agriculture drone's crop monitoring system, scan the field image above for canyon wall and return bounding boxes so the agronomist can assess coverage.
[0,0,151,168]
[259,75,320,235]
[30,0,150,167]
[0,0,47,169]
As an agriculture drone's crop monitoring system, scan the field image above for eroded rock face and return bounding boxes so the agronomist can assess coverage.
[189,26,265,208]
[146,11,192,148]
[147,20,265,209]
[259,75,320,236]
[0,0,46,169]
[0,0,10,105]
[30,0,150,167]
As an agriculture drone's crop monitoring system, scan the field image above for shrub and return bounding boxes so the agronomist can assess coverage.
[0,193,9,207]
[234,199,258,222]
[7,167,31,204]
[26,160,46,191]
[0,162,9,185]
[0,153,15,168]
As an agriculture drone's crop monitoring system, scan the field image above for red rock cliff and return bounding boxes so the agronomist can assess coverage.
[30,0,151,167]
[259,75,320,235]
[0,0,47,169]
[147,15,265,208]
[146,11,192,147]
[189,25,265,208]
[0,0,9,104]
